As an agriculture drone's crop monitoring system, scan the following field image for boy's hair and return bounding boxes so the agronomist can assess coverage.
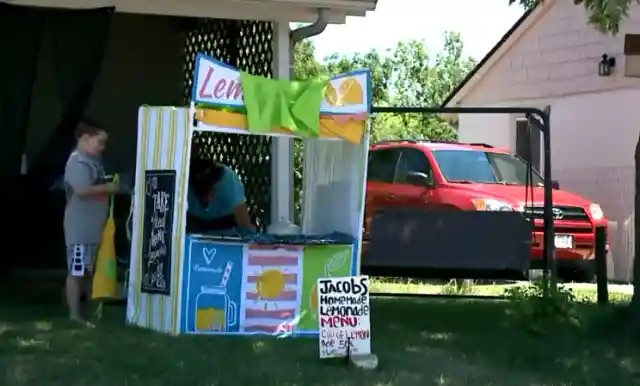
[189,158,225,196]
[75,118,105,141]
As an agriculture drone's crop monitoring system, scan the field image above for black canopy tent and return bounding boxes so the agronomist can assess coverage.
[0,4,276,274]
[0,5,113,275]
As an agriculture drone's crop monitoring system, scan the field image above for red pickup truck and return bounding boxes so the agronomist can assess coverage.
[364,139,608,282]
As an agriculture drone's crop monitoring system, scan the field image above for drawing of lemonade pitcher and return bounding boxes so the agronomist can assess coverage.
[194,262,237,332]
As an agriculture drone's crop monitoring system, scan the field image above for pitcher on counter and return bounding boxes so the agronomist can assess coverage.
[186,153,255,233]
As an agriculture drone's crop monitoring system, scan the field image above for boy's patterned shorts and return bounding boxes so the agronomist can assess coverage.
[66,244,98,276]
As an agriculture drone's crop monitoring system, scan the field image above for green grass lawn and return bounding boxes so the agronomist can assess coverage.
[2,278,640,386]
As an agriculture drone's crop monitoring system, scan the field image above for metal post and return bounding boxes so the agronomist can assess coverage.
[595,226,608,305]
[539,110,556,285]
[270,21,293,225]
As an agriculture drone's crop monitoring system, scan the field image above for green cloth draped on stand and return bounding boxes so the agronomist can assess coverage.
[240,72,329,137]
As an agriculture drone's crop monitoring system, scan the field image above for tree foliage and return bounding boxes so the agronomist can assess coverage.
[293,32,476,142]
[514,0,638,34]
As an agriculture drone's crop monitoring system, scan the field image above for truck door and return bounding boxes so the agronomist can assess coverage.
[394,147,436,209]
[364,147,402,239]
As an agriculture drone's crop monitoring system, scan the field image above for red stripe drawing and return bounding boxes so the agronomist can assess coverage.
[244,324,293,333]
[248,244,301,252]
[247,255,299,266]
[241,246,303,334]
[246,290,297,301]
[245,308,296,319]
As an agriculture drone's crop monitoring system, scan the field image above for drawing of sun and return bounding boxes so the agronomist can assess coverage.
[324,78,363,107]
[256,269,286,300]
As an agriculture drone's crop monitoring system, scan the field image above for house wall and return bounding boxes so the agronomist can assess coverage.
[463,0,640,105]
[455,0,640,280]
[458,89,640,282]
[553,89,640,282]
[26,13,186,173]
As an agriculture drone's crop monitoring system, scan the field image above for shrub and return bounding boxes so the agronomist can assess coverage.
[504,277,582,334]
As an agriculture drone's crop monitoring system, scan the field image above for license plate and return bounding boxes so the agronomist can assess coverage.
[554,234,573,249]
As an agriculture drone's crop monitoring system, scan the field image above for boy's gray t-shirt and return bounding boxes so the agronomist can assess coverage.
[64,151,108,245]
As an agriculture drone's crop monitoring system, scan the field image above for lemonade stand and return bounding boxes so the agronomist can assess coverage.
[126,53,371,336]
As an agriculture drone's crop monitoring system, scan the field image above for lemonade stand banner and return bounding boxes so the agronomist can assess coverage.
[180,236,357,335]
[191,53,371,144]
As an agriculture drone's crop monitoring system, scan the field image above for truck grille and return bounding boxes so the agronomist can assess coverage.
[522,206,590,221]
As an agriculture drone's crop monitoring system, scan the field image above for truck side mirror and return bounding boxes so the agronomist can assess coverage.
[406,171,433,186]
[551,180,560,189]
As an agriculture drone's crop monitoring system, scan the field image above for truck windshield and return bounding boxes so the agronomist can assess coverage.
[431,149,544,186]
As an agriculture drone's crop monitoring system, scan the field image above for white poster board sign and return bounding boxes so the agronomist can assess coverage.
[317,276,371,359]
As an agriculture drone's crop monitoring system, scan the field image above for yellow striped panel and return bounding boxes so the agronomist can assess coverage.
[196,109,366,144]
[127,107,151,326]
[172,110,191,334]
[127,107,190,335]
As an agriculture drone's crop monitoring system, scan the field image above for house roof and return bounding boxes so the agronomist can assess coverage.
[440,5,538,107]
[2,0,377,23]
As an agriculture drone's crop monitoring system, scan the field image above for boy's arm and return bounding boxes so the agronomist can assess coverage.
[66,161,115,196]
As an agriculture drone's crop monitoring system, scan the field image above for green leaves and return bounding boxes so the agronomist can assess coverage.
[513,0,638,35]
[504,278,583,334]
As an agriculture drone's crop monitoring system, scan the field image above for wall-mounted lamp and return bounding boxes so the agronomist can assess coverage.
[599,54,616,77]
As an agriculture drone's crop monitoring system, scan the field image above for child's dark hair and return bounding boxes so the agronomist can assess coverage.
[189,159,225,196]
[75,118,105,141]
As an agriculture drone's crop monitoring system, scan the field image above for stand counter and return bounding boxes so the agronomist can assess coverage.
[180,235,358,335]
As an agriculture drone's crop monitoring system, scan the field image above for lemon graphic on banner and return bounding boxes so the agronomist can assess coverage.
[256,269,286,300]
[338,77,363,105]
[325,84,339,106]
[324,78,363,107]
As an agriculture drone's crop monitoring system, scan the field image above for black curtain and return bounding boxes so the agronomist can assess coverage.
[0,4,43,275]
[21,7,114,270]
[31,7,114,180]
[0,4,42,177]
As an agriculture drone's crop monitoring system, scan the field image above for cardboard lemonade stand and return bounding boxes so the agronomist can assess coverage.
[125,53,372,336]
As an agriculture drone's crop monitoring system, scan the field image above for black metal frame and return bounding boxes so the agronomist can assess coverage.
[370,106,555,276]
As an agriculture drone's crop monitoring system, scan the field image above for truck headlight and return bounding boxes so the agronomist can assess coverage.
[589,203,604,220]
[472,198,513,211]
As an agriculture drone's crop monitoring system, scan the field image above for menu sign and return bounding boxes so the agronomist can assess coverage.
[317,276,371,359]
[140,170,176,295]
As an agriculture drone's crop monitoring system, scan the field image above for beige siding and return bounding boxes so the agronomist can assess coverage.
[456,1,640,281]
[463,1,640,105]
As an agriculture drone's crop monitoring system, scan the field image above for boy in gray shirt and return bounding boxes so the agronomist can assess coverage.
[64,119,118,321]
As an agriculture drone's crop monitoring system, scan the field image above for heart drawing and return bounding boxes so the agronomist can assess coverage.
[203,248,217,265]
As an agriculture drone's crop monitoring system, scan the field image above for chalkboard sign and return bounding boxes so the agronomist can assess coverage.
[140,170,176,295]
